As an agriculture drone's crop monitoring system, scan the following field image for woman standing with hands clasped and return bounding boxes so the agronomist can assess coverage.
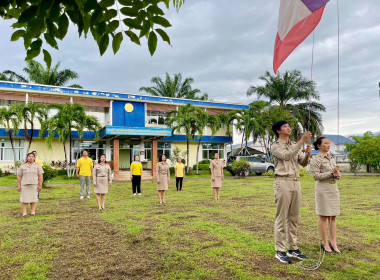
[310,137,342,254]
[93,154,112,210]
[17,152,44,217]
[156,154,170,204]
[210,153,224,200]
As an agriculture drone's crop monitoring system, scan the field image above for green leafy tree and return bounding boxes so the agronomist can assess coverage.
[166,103,202,172]
[194,111,220,174]
[4,60,82,88]
[0,70,28,82]
[22,102,48,155]
[348,134,380,172]
[219,110,238,158]
[139,73,208,100]
[247,70,325,137]
[0,104,23,174]
[39,102,101,177]
[0,0,185,64]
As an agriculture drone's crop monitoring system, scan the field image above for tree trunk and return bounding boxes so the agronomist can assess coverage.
[69,132,73,177]
[9,131,18,175]
[196,137,202,175]
[186,139,190,173]
[229,134,233,156]
[26,121,34,155]
[63,142,70,177]
[240,132,244,155]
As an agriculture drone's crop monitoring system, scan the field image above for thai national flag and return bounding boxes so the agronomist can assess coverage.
[273,0,329,73]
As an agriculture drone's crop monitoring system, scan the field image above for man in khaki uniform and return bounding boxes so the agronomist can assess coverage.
[271,121,312,264]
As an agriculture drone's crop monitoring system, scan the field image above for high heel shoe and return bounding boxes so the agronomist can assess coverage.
[329,242,342,254]
[321,243,333,253]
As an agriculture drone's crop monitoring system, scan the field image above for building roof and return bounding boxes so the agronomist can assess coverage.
[0,81,249,110]
[322,134,355,145]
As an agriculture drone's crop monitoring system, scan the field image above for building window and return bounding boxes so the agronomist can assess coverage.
[0,139,24,161]
[146,110,167,125]
[144,142,152,160]
[74,141,105,161]
[158,142,171,158]
[0,100,25,108]
[202,143,224,160]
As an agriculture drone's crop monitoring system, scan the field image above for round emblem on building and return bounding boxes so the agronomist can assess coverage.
[124,103,134,112]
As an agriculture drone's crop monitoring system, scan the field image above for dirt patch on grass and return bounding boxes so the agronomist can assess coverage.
[43,199,162,280]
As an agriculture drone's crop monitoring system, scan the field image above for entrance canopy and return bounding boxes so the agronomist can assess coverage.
[100,126,172,139]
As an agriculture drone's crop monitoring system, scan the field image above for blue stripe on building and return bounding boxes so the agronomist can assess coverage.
[0,128,95,139]
[161,135,230,143]
[0,81,249,110]
[99,126,172,138]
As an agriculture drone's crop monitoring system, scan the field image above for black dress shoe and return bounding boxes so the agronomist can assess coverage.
[321,243,333,253]
[329,242,342,254]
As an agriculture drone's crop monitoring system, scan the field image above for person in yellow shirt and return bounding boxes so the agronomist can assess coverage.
[76,150,94,199]
[130,155,143,195]
[175,157,185,192]
[32,151,43,167]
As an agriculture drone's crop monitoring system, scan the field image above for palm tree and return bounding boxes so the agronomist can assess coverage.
[194,111,220,174]
[166,104,202,172]
[235,109,256,155]
[0,104,23,174]
[219,110,238,158]
[139,73,208,100]
[247,70,325,136]
[22,102,48,155]
[0,70,28,82]
[40,103,101,177]
[2,60,82,88]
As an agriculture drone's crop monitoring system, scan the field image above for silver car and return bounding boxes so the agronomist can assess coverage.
[235,156,275,175]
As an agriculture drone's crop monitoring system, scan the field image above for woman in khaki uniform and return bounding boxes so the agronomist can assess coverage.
[210,153,224,200]
[156,154,170,204]
[93,154,112,210]
[17,152,44,217]
[310,137,342,254]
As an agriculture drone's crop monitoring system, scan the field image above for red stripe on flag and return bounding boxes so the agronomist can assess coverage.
[273,6,325,73]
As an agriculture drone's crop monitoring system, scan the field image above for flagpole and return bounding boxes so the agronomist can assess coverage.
[337,0,340,137]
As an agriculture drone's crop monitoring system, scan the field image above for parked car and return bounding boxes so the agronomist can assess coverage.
[228,156,274,176]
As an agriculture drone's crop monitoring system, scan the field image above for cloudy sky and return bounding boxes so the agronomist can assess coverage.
[1,0,379,137]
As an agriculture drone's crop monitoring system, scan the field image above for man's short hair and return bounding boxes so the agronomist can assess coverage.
[272,121,288,138]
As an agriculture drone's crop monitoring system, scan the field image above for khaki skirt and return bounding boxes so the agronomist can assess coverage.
[20,184,38,203]
[211,176,223,188]
[315,181,340,216]
[94,177,109,194]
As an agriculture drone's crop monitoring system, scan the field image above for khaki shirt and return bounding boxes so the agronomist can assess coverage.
[310,154,336,181]
[156,162,170,175]
[210,160,223,177]
[93,163,112,184]
[271,138,309,177]
[18,163,44,185]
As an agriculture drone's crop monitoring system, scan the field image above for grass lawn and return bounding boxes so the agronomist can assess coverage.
[0,176,379,279]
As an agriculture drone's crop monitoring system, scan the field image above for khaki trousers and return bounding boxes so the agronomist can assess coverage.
[274,178,302,252]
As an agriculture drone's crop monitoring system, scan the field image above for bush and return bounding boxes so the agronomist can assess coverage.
[169,167,174,174]
[0,168,2,177]
[42,165,58,186]
[57,169,67,176]
[225,165,235,176]
[232,159,250,178]
[193,164,210,171]
[263,170,275,177]
[198,159,210,165]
